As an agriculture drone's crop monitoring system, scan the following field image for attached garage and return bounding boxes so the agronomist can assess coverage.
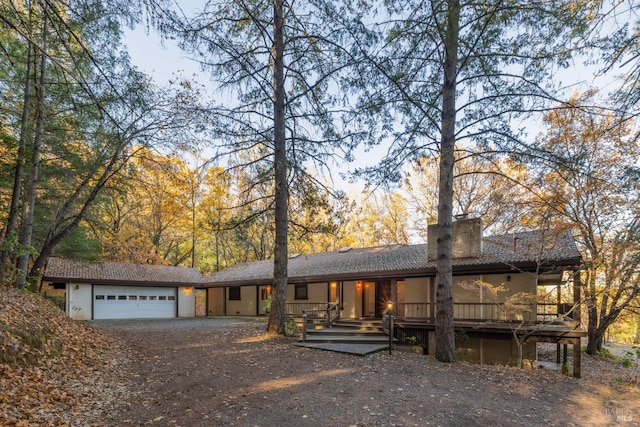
[93,285,177,319]
[42,258,201,320]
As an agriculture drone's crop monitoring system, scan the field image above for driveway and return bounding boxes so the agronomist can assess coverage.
[91,318,639,427]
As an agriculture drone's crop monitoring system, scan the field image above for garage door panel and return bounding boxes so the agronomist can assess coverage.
[94,285,176,319]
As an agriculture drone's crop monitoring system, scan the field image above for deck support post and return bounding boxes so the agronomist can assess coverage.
[573,338,581,378]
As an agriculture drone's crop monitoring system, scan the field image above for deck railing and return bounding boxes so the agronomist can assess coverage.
[300,303,340,341]
[396,302,567,322]
[285,302,332,317]
[286,302,340,324]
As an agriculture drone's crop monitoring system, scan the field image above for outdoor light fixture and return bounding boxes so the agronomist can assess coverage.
[507,275,511,282]
[386,302,394,354]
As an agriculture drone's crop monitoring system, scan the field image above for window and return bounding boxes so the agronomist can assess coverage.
[118,295,126,300]
[95,295,105,300]
[229,286,241,300]
[128,295,137,300]
[295,284,308,300]
[149,295,158,301]
[159,296,167,301]
[107,295,116,300]
[139,295,147,300]
[168,296,175,301]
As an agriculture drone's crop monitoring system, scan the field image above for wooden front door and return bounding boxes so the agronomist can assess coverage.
[375,280,392,317]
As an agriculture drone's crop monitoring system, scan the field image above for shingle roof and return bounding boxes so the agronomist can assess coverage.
[202,229,581,286]
[43,258,202,286]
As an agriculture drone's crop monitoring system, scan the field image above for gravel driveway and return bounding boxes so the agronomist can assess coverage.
[90,317,639,427]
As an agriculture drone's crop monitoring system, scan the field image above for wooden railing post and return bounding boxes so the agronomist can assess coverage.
[302,311,307,341]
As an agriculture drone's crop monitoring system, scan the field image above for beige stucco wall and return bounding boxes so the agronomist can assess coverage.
[226,286,257,316]
[400,277,430,319]
[404,277,429,302]
[286,282,327,302]
[177,286,196,318]
[66,283,92,320]
[207,288,225,316]
[342,281,358,319]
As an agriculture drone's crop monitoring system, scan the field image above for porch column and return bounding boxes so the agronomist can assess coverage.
[429,277,436,323]
[391,279,397,310]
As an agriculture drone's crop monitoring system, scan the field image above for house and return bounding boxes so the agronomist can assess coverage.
[201,218,587,375]
[42,258,201,320]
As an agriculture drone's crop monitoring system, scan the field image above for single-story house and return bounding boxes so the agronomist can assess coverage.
[42,258,201,320]
[201,218,587,373]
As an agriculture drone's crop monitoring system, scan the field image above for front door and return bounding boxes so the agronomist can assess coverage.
[360,280,393,318]
[375,280,392,317]
[258,285,271,315]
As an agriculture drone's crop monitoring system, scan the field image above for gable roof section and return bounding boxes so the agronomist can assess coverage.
[43,258,202,286]
[202,229,581,287]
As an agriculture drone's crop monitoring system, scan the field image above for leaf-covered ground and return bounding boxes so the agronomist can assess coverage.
[1,287,639,426]
[96,319,639,427]
[0,286,131,426]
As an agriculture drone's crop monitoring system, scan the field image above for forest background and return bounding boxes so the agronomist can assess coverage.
[0,0,639,351]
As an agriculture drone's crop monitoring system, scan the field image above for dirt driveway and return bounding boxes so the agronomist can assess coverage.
[92,318,639,427]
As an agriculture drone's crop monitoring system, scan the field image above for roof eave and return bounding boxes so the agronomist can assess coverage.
[42,276,200,287]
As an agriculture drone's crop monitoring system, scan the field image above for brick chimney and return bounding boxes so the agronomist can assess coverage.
[428,217,483,260]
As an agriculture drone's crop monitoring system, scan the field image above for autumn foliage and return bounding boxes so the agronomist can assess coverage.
[0,286,130,425]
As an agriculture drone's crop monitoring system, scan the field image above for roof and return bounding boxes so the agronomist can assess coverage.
[202,229,581,287]
[43,258,202,286]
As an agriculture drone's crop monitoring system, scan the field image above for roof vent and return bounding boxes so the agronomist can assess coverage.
[289,253,300,259]
[339,247,352,253]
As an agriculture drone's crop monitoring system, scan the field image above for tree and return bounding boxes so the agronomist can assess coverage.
[175,0,364,334]
[342,189,411,247]
[405,150,531,240]
[0,0,204,286]
[598,2,640,122]
[531,90,640,354]
[351,0,599,362]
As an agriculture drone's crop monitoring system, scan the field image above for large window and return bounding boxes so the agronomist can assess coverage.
[229,286,241,300]
[294,284,308,300]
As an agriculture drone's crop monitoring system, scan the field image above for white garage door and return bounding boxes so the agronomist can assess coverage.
[93,285,177,319]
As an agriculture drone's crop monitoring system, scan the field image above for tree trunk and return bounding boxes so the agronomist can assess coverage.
[267,0,288,335]
[0,42,33,282]
[435,0,460,363]
[15,24,47,289]
[585,269,600,354]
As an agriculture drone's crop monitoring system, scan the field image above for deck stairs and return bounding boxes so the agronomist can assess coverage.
[295,318,396,355]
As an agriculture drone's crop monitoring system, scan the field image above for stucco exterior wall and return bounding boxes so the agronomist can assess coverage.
[208,288,225,316]
[226,286,257,316]
[66,283,92,320]
[342,281,357,319]
[310,282,327,301]
[400,277,429,319]
[404,277,429,302]
[178,286,196,317]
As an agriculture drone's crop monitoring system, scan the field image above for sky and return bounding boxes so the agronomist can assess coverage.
[122,24,382,194]
[121,8,636,197]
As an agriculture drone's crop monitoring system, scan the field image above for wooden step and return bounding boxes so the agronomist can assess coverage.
[306,327,386,337]
[303,334,394,344]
